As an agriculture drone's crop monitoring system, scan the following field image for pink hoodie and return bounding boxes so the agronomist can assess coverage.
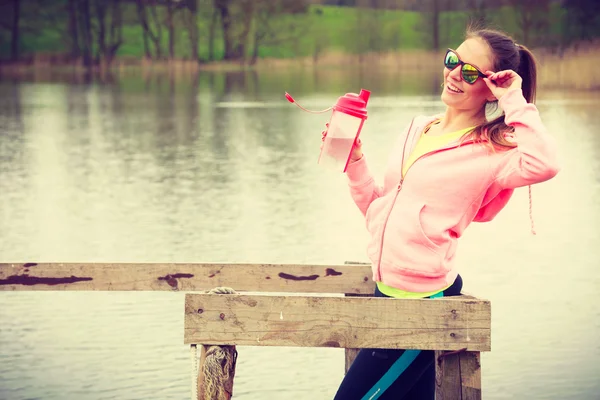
[345,88,560,292]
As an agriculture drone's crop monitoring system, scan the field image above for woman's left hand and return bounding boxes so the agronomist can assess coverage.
[483,69,522,100]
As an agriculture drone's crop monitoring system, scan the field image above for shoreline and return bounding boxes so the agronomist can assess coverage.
[1,44,598,91]
[0,49,441,72]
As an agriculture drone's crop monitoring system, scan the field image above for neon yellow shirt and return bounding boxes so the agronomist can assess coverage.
[378,121,475,298]
[402,123,475,176]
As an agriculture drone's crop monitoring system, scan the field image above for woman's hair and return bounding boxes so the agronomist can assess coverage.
[463,26,538,150]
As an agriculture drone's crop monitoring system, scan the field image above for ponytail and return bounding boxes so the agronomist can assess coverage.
[516,44,538,104]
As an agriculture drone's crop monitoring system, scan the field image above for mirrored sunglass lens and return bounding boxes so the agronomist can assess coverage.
[445,52,459,68]
[462,64,479,83]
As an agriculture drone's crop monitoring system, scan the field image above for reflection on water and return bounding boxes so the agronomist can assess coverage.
[0,68,599,400]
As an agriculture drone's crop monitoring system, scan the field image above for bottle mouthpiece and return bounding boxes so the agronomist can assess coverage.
[284,92,333,114]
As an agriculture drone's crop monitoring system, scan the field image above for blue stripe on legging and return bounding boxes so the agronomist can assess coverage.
[361,291,444,400]
[360,350,421,400]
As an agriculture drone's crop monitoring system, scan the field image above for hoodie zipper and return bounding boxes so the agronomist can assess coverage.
[374,122,475,280]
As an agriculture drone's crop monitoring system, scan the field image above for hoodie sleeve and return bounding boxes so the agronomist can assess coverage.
[345,117,417,216]
[493,88,560,189]
[344,155,383,216]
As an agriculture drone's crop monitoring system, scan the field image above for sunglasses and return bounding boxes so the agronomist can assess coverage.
[444,49,487,84]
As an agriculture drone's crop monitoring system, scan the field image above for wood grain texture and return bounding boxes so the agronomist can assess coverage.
[435,350,461,400]
[0,263,374,293]
[184,294,491,351]
[342,293,371,374]
[460,351,482,400]
[435,351,482,400]
[197,345,207,400]
[344,348,360,374]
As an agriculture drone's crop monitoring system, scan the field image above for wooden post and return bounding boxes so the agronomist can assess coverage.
[344,348,360,374]
[196,344,207,400]
[196,344,236,400]
[435,350,482,400]
[343,289,371,374]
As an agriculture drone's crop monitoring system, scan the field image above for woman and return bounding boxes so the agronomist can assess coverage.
[328,27,560,399]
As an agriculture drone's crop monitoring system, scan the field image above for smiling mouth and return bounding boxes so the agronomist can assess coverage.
[446,83,463,93]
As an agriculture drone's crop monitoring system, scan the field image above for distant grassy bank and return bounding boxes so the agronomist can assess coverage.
[0,4,570,63]
[2,3,598,90]
[2,42,599,91]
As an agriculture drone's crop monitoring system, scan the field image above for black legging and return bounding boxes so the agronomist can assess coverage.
[333,275,463,400]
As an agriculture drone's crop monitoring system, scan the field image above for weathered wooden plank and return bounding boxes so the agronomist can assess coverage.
[435,350,462,399]
[344,348,360,374]
[435,351,482,400]
[184,294,491,351]
[0,263,374,293]
[196,345,206,400]
[343,292,371,373]
[460,351,482,400]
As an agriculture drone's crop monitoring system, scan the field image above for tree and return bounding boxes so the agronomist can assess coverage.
[0,0,72,62]
[79,0,94,67]
[249,0,309,65]
[67,0,80,59]
[166,0,175,59]
[235,0,254,59]
[412,0,444,51]
[353,0,386,55]
[208,6,218,61]
[136,0,163,59]
[94,0,123,68]
[507,0,550,46]
[465,0,487,26]
[213,0,270,61]
[137,0,198,62]
[183,0,199,61]
[431,0,442,51]
[10,0,20,61]
[213,0,236,60]
[562,0,600,43]
[323,0,356,5]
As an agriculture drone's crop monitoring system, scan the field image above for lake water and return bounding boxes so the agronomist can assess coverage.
[0,68,599,400]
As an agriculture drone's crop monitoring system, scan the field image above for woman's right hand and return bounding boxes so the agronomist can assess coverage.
[321,124,364,162]
[350,137,363,162]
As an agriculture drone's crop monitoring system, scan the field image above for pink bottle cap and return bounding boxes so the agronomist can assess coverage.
[334,89,371,119]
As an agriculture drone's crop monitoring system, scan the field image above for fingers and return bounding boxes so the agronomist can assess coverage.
[486,70,510,79]
[484,71,501,88]
[482,77,494,90]
[485,70,520,85]
[321,122,329,142]
[485,70,501,82]
[353,138,363,161]
[496,71,509,80]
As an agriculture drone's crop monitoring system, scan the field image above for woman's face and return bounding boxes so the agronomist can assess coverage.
[441,38,496,112]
